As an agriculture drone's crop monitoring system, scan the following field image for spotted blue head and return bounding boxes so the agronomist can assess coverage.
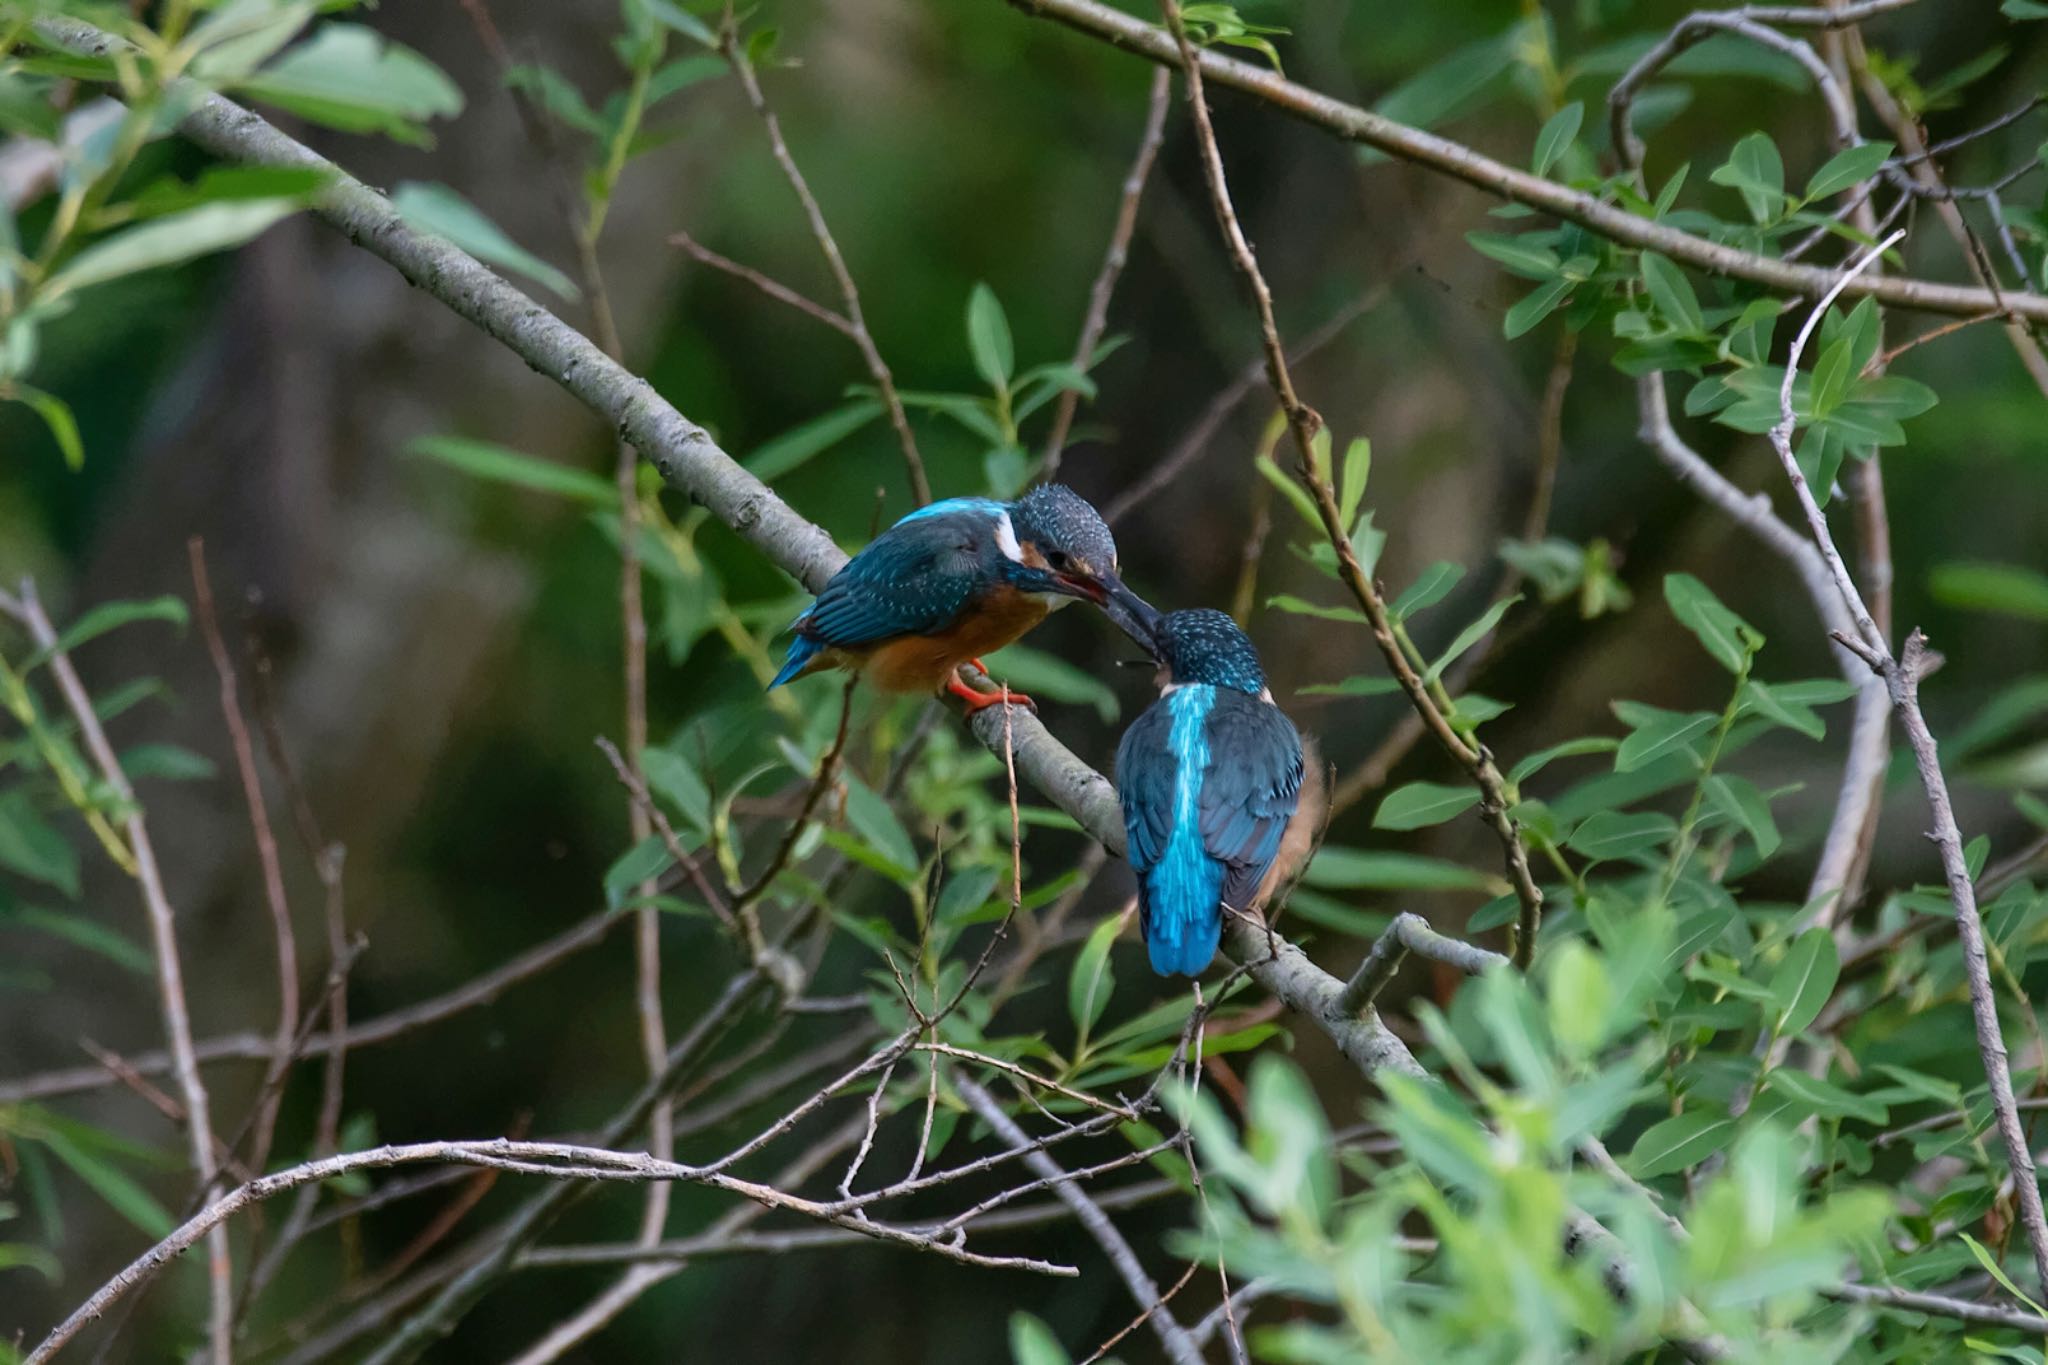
[998,484,1133,611]
[1122,607,1268,696]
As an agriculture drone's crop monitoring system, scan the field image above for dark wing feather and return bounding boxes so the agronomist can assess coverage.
[798,508,994,649]
[1197,693,1304,910]
[1115,701,1179,880]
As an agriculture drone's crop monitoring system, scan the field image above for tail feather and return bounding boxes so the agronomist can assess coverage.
[1140,856,1226,978]
[769,635,824,690]
[1144,907,1222,977]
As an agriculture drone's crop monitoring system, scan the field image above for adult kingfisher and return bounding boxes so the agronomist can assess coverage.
[1114,607,1317,977]
[770,484,1144,711]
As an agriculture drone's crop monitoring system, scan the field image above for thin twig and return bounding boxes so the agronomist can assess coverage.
[957,1075,1202,1365]
[720,24,930,504]
[0,909,627,1104]
[5,581,234,1364]
[1336,912,1505,1016]
[669,229,856,338]
[1157,0,1544,966]
[1761,234,2048,1295]
[1101,285,1385,527]
[26,1134,1077,1363]
[189,538,300,1183]
[1043,66,1172,474]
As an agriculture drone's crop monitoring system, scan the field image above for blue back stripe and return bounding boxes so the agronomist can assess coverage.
[896,496,1004,525]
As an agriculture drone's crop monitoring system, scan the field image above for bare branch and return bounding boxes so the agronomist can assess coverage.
[189,538,299,1184]
[1043,66,1173,474]
[957,1075,1202,1365]
[721,28,931,505]
[1156,0,1545,966]
[1754,234,2048,1295]
[1336,912,1504,1016]
[5,581,234,1363]
[1001,0,2048,322]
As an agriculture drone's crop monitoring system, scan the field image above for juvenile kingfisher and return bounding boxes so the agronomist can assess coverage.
[770,485,1143,711]
[1114,607,1318,977]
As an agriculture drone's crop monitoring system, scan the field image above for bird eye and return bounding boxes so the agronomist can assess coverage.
[1046,549,1071,571]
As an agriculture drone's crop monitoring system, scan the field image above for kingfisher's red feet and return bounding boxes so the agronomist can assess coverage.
[946,671,1035,714]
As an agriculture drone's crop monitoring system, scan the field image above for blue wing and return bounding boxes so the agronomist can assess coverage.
[770,501,1001,687]
[1199,691,1305,912]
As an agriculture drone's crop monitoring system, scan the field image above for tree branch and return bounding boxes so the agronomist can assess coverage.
[2,582,235,1364]
[998,0,2048,322]
[1758,235,2048,1294]
[956,1075,1203,1365]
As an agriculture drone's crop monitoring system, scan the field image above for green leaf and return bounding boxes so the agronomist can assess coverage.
[1962,1232,2048,1316]
[966,283,1014,390]
[1566,810,1675,862]
[1809,338,1855,421]
[391,182,577,300]
[1267,595,1367,624]
[119,744,216,783]
[39,1130,173,1238]
[1503,276,1572,339]
[1337,437,1371,528]
[636,0,717,45]
[1422,595,1519,686]
[642,749,711,833]
[1371,23,1525,140]
[1304,847,1495,893]
[408,435,617,504]
[1663,573,1761,671]
[603,834,671,908]
[12,385,83,470]
[1532,101,1583,177]
[45,200,301,297]
[1009,1312,1071,1365]
[1639,252,1705,336]
[743,400,885,482]
[505,64,607,136]
[1465,231,1560,280]
[1739,679,1827,741]
[1703,774,1780,859]
[1764,1069,1888,1125]
[1068,913,1120,1043]
[1509,736,1619,785]
[1615,707,1717,772]
[1254,457,1325,528]
[1769,926,1839,1035]
[42,597,190,663]
[1931,562,2048,622]
[1390,561,1466,623]
[239,24,464,144]
[4,899,151,973]
[1296,675,1401,698]
[1804,141,1894,201]
[842,773,918,879]
[0,791,80,898]
[1629,1110,1736,1178]
[1374,781,1481,832]
[1711,131,1787,223]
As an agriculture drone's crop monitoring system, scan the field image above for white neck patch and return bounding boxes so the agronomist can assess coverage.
[994,511,1025,564]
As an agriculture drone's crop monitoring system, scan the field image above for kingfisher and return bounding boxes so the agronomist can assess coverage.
[769,484,1144,711]
[1114,607,1318,977]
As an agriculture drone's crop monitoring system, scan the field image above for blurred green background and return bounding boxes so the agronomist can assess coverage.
[4,0,2047,1357]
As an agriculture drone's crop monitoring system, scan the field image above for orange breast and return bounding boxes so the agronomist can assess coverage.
[862,586,1051,694]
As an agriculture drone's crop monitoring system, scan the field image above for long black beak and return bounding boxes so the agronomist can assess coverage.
[1099,576,1164,657]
